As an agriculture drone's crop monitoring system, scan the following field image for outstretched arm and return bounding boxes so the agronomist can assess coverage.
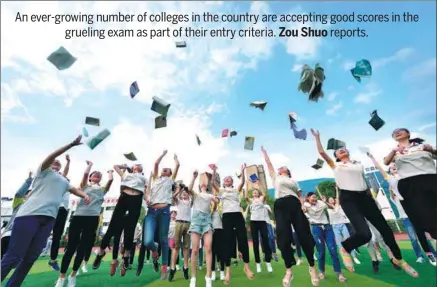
[188,171,198,197]
[15,172,33,198]
[367,152,389,180]
[40,135,82,172]
[237,163,246,192]
[113,164,128,177]
[261,146,276,180]
[153,150,167,179]
[80,161,93,189]
[62,154,71,177]
[310,129,335,168]
[104,170,114,192]
[172,154,180,181]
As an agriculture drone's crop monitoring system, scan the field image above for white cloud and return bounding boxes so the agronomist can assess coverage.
[327,92,338,101]
[291,64,302,72]
[402,57,436,81]
[418,122,436,132]
[354,83,382,104]
[342,47,414,71]
[326,101,343,115]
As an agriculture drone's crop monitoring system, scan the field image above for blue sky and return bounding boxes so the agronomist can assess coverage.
[1,1,436,196]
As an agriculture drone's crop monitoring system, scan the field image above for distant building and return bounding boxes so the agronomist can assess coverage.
[1,198,14,225]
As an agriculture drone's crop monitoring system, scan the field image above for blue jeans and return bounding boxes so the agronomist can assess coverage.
[332,224,358,258]
[311,224,342,274]
[266,223,277,253]
[401,218,437,258]
[143,205,171,265]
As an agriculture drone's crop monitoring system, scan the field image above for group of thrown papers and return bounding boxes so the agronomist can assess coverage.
[47,45,385,169]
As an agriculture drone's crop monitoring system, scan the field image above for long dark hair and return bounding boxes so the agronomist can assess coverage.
[393,128,425,144]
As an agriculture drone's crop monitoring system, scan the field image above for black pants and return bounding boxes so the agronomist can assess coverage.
[222,212,250,266]
[100,193,142,252]
[340,189,402,259]
[129,242,137,264]
[1,236,10,259]
[398,174,437,240]
[250,221,272,263]
[84,231,97,262]
[274,196,315,268]
[51,207,69,261]
[112,228,123,260]
[212,229,225,271]
[60,216,99,273]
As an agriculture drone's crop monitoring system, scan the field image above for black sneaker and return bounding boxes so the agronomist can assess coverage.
[92,251,106,270]
[372,261,379,273]
[390,259,401,270]
[153,258,160,273]
[427,253,437,266]
[136,263,144,276]
[183,267,189,280]
[168,268,176,282]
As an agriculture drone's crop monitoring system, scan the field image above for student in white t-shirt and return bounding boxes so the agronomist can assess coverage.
[384,128,437,240]
[369,152,437,266]
[310,128,418,278]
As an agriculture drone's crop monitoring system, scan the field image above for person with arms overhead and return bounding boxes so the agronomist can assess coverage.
[261,146,318,287]
[55,161,113,287]
[310,128,418,278]
[1,135,89,287]
[143,151,180,280]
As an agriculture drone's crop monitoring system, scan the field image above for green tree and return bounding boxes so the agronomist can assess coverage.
[316,180,336,198]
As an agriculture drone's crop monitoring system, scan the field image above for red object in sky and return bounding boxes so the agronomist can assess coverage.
[221,129,229,137]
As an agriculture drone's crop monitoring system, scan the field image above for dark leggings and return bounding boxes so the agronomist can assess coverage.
[250,221,272,263]
[100,193,142,253]
[112,228,123,260]
[50,207,68,261]
[129,242,137,264]
[340,189,402,259]
[1,236,10,260]
[84,232,97,262]
[398,174,437,240]
[222,212,250,266]
[274,196,315,268]
[60,216,99,273]
[212,229,225,271]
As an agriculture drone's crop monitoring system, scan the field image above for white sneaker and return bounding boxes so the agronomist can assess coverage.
[190,277,196,287]
[67,276,76,287]
[314,254,317,260]
[220,271,225,280]
[376,253,383,262]
[211,271,216,281]
[198,266,203,270]
[296,259,302,266]
[176,265,180,271]
[81,264,88,273]
[256,263,262,273]
[55,278,65,287]
[416,257,425,263]
[205,276,212,287]
[353,257,361,265]
[266,262,273,273]
[146,260,150,264]
[426,254,436,266]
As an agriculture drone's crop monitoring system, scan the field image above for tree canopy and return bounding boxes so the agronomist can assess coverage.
[315,179,337,198]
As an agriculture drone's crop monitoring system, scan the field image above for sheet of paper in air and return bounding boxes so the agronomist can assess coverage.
[82,127,89,137]
[244,136,255,151]
[47,46,77,71]
[151,96,171,117]
[249,174,258,183]
[369,110,385,131]
[221,129,229,138]
[196,135,201,146]
[249,101,267,111]
[350,59,372,83]
[124,152,137,161]
[175,41,187,48]
[130,81,139,98]
[85,117,100,126]
[327,138,346,150]
[298,64,325,102]
[155,115,167,129]
[290,122,307,140]
[289,112,297,124]
[358,146,370,154]
[87,129,111,150]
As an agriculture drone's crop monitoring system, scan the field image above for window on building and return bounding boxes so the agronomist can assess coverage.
[103,222,109,226]
[106,206,116,211]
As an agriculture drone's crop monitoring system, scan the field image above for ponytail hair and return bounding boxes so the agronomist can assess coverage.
[410,138,425,144]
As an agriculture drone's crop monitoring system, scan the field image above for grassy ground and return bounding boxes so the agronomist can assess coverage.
[2,241,436,287]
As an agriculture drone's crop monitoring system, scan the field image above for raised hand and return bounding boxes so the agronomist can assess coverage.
[241,163,246,171]
[86,160,93,166]
[310,128,319,137]
[261,146,266,153]
[71,135,83,146]
[366,152,373,158]
[162,150,168,156]
[193,170,199,177]
[174,154,178,160]
[66,154,70,161]
[28,171,33,178]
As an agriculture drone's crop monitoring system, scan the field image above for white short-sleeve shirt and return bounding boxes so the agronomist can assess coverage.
[333,161,368,192]
[393,143,436,179]
[273,176,301,199]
